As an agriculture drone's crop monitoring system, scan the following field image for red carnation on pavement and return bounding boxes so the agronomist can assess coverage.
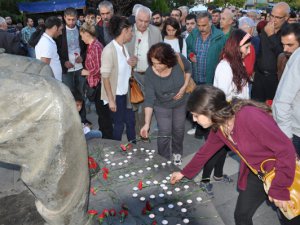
[102,209,109,217]
[141,207,150,215]
[98,213,105,224]
[87,209,98,216]
[88,157,98,169]
[138,180,143,190]
[145,201,152,211]
[189,52,195,59]
[152,220,158,225]
[90,187,97,195]
[102,167,109,174]
[109,208,117,216]
[127,143,132,149]
[120,144,127,151]
[119,210,128,223]
[103,172,108,180]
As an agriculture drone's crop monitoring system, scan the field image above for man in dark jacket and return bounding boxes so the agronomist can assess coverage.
[56,8,89,124]
[0,17,26,55]
[252,2,290,102]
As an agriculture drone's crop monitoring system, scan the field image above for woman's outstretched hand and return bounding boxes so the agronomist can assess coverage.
[140,124,150,138]
[170,172,184,184]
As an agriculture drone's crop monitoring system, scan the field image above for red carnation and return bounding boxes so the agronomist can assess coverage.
[103,172,108,180]
[119,210,128,223]
[152,220,158,225]
[88,157,98,169]
[189,52,195,59]
[120,144,127,151]
[146,201,152,211]
[138,180,143,190]
[102,167,109,174]
[109,208,117,216]
[98,213,105,224]
[90,187,97,195]
[127,143,132,149]
[102,209,109,217]
[87,209,98,216]
[266,100,273,107]
[141,207,148,215]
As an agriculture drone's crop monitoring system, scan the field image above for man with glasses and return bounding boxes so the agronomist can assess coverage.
[252,2,290,102]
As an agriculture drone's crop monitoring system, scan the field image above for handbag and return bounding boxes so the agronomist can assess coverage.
[176,53,196,94]
[221,127,300,220]
[129,75,144,104]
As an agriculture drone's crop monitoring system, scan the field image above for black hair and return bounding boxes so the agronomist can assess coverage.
[72,90,84,102]
[185,14,196,22]
[212,9,221,14]
[152,11,162,17]
[281,23,300,45]
[85,8,97,16]
[28,16,62,47]
[109,15,131,38]
[162,17,181,38]
[64,7,77,17]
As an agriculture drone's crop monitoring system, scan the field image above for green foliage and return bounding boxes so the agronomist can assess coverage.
[152,0,170,13]
[206,0,247,8]
[273,0,300,10]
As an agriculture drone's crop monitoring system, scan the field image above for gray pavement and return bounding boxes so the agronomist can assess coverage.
[0,104,281,225]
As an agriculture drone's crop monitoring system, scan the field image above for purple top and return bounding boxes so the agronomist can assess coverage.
[182,106,297,200]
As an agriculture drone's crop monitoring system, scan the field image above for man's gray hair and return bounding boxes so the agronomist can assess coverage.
[0,17,6,25]
[196,11,212,21]
[98,0,114,12]
[136,6,152,18]
[132,4,143,16]
[178,6,189,15]
[273,2,291,16]
[238,16,255,28]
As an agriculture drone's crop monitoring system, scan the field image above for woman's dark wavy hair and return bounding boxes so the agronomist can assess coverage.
[147,42,177,68]
[109,15,131,38]
[220,29,250,92]
[187,85,271,131]
[28,16,62,47]
[162,17,181,38]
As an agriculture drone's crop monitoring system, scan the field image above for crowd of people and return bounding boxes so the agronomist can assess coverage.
[1,1,300,224]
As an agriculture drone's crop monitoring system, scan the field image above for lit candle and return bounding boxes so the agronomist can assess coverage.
[183,218,189,224]
[181,208,187,213]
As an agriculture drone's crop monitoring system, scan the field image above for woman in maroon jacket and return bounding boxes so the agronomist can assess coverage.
[171,85,299,225]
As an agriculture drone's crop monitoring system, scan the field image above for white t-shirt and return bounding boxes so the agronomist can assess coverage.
[66,26,83,72]
[113,40,131,95]
[35,33,62,81]
[164,38,187,57]
[214,59,249,101]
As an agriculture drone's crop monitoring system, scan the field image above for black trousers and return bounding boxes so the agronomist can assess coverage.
[95,84,113,139]
[234,172,300,225]
[251,71,278,102]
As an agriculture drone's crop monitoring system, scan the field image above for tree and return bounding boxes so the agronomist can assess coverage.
[273,0,300,10]
[207,0,246,8]
[152,0,169,13]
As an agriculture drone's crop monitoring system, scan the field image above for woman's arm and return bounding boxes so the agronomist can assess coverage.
[102,77,116,112]
[140,107,153,138]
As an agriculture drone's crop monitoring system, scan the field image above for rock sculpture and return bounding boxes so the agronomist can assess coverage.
[0,50,90,225]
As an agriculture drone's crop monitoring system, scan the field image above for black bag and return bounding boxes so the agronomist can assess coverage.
[86,84,99,102]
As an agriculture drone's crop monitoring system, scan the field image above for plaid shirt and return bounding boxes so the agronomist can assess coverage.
[195,34,211,83]
[85,39,103,88]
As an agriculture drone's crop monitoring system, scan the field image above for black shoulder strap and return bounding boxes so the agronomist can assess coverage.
[178,36,183,53]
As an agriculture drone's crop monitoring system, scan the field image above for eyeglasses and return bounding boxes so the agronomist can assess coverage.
[270,14,285,20]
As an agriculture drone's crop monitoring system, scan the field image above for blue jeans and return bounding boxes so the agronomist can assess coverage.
[111,95,135,142]
[85,130,102,140]
[27,46,36,58]
[293,134,300,157]
[62,69,85,96]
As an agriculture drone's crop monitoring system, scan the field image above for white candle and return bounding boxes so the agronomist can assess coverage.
[104,158,108,162]
[131,172,136,176]
[133,187,138,191]
[161,163,166,167]
[150,194,155,199]
[184,185,189,190]
[111,163,116,166]
[138,170,143,174]
[123,160,128,163]
[105,154,110,157]
[149,214,155,219]
[125,174,130,177]
[128,152,133,155]
[158,207,165,212]
[154,164,159,168]
[119,175,124,179]
[146,167,151,171]
[153,180,158,184]
[175,187,181,192]
[159,193,164,198]
[167,191,172,195]
[133,148,137,152]
[183,218,189,224]
[110,151,115,154]
[118,162,123,166]
[168,204,174,209]
[140,197,145,201]
[181,208,187,213]
[196,197,202,202]
[146,180,151,185]
[127,156,132,159]
[132,193,138,197]
[162,220,168,224]
[140,148,144,151]
[145,158,149,162]
[163,186,168,190]
[177,202,183,206]
[167,161,172,165]
[186,199,193,204]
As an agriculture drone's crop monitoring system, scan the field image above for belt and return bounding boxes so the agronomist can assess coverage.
[136,71,146,75]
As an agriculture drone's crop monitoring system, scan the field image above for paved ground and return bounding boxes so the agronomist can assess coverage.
[0,104,282,225]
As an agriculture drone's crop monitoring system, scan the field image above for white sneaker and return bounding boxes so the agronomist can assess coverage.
[187,128,196,135]
[173,154,182,166]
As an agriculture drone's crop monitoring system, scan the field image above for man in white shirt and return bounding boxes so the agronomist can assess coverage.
[35,16,63,81]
